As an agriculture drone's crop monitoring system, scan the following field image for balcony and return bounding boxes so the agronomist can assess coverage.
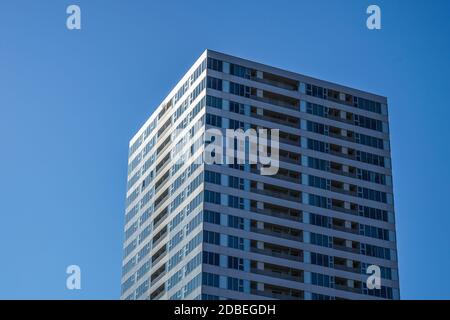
[332,224,359,235]
[150,265,166,286]
[250,206,302,222]
[329,131,356,143]
[251,108,300,128]
[333,244,360,254]
[279,149,301,165]
[150,284,165,300]
[154,189,169,211]
[331,205,358,216]
[330,186,358,197]
[251,268,303,282]
[156,136,171,156]
[327,113,354,125]
[330,167,357,179]
[250,246,303,262]
[252,72,299,91]
[155,153,171,175]
[151,247,167,265]
[152,226,167,247]
[251,182,301,202]
[251,226,301,242]
[329,149,357,161]
[251,167,300,184]
[279,131,300,147]
[251,91,299,111]
[153,207,168,229]
[150,271,166,286]
[334,284,362,294]
[334,263,360,274]
[155,171,170,193]
[251,285,303,300]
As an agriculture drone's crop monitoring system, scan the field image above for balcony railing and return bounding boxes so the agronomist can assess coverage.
[330,186,358,197]
[251,268,303,283]
[251,289,302,300]
[332,224,359,235]
[279,155,300,165]
[152,231,167,248]
[331,205,358,216]
[150,271,166,286]
[250,207,302,222]
[250,247,302,262]
[334,263,360,274]
[251,227,301,242]
[251,112,299,128]
[330,168,357,179]
[329,131,356,143]
[251,187,300,202]
[251,76,299,92]
[333,244,360,254]
[334,284,362,294]
[250,95,299,111]
[151,250,167,265]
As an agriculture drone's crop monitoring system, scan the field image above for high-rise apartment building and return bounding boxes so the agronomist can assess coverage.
[121,50,400,300]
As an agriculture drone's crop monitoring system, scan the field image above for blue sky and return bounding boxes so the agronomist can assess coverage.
[0,0,449,299]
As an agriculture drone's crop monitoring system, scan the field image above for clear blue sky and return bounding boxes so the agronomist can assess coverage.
[0,0,449,299]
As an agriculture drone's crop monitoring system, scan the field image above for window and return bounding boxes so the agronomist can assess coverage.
[228,256,244,270]
[203,210,221,225]
[361,243,390,260]
[354,114,382,132]
[228,235,244,250]
[357,168,386,185]
[206,114,222,127]
[206,95,222,109]
[229,101,245,114]
[311,273,333,288]
[310,233,332,248]
[228,195,244,209]
[229,119,245,130]
[207,58,223,72]
[202,272,220,287]
[204,190,221,204]
[229,63,251,79]
[203,230,220,245]
[227,277,244,292]
[229,82,251,98]
[307,139,329,153]
[311,252,331,267]
[359,205,388,222]
[357,187,387,203]
[308,175,330,190]
[203,251,220,266]
[207,76,223,91]
[356,150,385,167]
[307,121,327,135]
[355,133,384,149]
[354,97,382,114]
[310,213,331,228]
[205,171,221,185]
[228,215,244,230]
[309,194,330,208]
[308,157,330,172]
[306,102,328,117]
[228,176,244,190]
